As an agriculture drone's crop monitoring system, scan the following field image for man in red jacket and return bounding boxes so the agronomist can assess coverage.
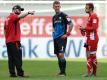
[80,3,99,77]
[4,5,34,77]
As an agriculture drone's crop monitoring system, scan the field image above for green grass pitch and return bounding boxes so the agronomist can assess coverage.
[0,58,107,80]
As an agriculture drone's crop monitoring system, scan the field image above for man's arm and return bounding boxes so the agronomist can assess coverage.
[61,22,73,38]
[67,22,73,33]
[66,16,73,34]
[80,16,98,31]
[18,11,35,19]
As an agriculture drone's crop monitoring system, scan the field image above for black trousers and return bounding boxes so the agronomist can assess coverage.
[6,41,24,76]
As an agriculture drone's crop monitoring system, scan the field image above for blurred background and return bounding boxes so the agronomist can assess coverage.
[0,0,107,59]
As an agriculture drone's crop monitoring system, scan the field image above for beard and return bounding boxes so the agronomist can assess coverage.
[86,11,89,13]
[15,11,21,15]
[85,10,89,13]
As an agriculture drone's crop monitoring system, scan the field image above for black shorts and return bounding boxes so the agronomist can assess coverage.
[54,37,67,54]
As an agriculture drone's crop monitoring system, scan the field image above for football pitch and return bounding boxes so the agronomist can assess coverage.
[0,58,107,80]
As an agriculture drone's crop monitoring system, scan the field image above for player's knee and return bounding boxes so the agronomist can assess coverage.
[58,53,64,59]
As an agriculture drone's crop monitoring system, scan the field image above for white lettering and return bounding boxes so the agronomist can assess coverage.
[21,23,30,35]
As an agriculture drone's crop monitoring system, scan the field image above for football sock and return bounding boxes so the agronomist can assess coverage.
[87,56,93,76]
[59,58,66,73]
[92,56,97,76]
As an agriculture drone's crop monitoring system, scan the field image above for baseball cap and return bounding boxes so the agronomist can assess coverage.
[12,5,24,11]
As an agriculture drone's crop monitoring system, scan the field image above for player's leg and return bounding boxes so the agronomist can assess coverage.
[54,38,63,75]
[91,54,97,76]
[12,41,24,77]
[86,40,98,77]
[86,53,97,77]
[6,43,17,77]
[57,53,66,75]
[57,38,67,76]
[54,38,61,72]
[83,42,93,77]
[87,52,93,77]
[90,40,98,76]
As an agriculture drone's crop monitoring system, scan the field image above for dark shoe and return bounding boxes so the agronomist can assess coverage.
[10,74,17,77]
[18,75,29,78]
[57,72,66,76]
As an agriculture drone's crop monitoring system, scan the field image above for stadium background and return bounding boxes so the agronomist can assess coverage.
[0,0,107,80]
[0,0,107,59]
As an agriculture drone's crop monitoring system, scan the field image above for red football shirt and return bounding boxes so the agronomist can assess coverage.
[85,12,99,40]
[4,13,21,43]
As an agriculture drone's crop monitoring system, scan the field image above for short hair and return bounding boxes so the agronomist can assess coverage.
[86,3,94,11]
[53,0,60,6]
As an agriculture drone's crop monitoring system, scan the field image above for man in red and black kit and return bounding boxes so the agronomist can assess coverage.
[4,5,34,77]
[80,3,99,77]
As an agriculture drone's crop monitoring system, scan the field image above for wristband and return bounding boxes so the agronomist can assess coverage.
[66,32,71,37]
[81,30,85,36]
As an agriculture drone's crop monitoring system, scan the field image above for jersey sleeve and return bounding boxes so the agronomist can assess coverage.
[63,13,72,25]
[66,16,72,24]
[85,15,99,31]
